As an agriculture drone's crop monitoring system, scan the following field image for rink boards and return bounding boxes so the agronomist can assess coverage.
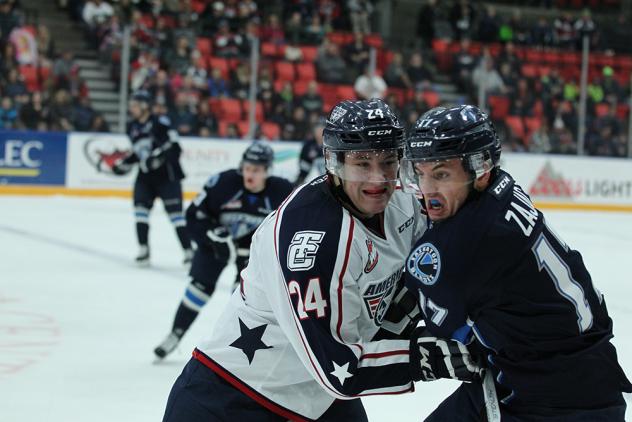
[1,129,631,212]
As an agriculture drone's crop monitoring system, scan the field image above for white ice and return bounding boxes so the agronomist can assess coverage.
[1,196,630,421]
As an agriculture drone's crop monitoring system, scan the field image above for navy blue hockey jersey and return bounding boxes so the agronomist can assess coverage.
[297,140,324,184]
[125,114,184,182]
[405,170,632,412]
[186,169,294,255]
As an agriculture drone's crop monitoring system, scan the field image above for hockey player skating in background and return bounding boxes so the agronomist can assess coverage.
[401,105,632,421]
[105,90,192,266]
[161,99,481,422]
[154,141,294,359]
[295,120,325,186]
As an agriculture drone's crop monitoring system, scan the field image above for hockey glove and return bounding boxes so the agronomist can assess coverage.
[139,149,166,173]
[110,158,133,176]
[410,328,481,382]
[206,226,232,261]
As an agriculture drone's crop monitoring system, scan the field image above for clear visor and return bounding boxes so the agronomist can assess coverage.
[399,153,492,195]
[325,148,401,183]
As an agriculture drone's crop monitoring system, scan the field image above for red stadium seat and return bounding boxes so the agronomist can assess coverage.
[216,98,242,123]
[365,33,383,49]
[274,61,295,82]
[237,121,251,138]
[261,42,278,58]
[318,83,339,105]
[488,95,510,121]
[505,116,526,143]
[299,45,318,62]
[293,80,310,96]
[261,122,281,140]
[616,103,630,120]
[422,91,440,108]
[196,37,213,57]
[240,100,265,123]
[336,84,357,101]
[594,102,610,117]
[208,57,230,79]
[524,117,542,142]
[521,64,538,79]
[19,65,40,91]
[295,62,316,82]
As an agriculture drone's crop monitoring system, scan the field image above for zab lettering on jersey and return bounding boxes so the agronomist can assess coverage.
[287,231,325,271]
[362,268,404,324]
[407,243,441,286]
[504,186,538,236]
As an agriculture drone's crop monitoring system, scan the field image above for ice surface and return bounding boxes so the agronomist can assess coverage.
[1,196,630,421]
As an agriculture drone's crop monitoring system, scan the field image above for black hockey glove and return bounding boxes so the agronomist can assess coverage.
[206,226,232,261]
[410,328,481,382]
[139,150,166,173]
[110,158,133,175]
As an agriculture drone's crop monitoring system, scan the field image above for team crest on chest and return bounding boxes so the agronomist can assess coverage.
[362,268,402,324]
[408,243,441,285]
[363,239,379,273]
[222,200,243,210]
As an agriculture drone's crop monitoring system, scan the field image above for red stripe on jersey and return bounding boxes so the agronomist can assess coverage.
[359,349,409,361]
[273,188,347,399]
[193,349,311,422]
[335,217,355,343]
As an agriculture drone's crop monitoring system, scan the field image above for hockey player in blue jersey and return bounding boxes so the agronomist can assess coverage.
[154,141,294,359]
[295,120,325,186]
[161,99,481,422]
[103,90,192,266]
[401,105,632,421]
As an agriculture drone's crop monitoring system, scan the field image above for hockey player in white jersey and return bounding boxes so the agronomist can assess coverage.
[162,99,480,422]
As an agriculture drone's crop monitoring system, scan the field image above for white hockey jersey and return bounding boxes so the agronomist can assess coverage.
[195,175,426,421]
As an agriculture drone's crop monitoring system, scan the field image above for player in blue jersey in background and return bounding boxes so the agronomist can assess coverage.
[401,104,632,421]
[154,141,294,359]
[101,90,192,266]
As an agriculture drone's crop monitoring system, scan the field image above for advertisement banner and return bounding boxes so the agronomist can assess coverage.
[502,153,632,207]
[0,130,67,185]
[66,133,302,192]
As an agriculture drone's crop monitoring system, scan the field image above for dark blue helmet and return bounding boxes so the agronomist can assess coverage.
[405,105,501,167]
[323,99,404,152]
[130,90,152,105]
[242,141,274,168]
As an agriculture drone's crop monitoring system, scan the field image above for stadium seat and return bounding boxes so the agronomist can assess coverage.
[19,65,40,91]
[274,61,295,82]
[505,116,526,143]
[261,42,278,58]
[318,83,339,105]
[299,46,318,62]
[616,103,630,120]
[240,100,265,123]
[293,80,310,96]
[208,57,230,79]
[365,34,383,49]
[336,84,357,101]
[524,117,543,141]
[295,62,316,82]
[216,98,242,123]
[237,121,251,138]
[521,64,538,79]
[196,37,213,57]
[594,103,610,117]
[488,95,510,121]
[422,91,440,108]
[261,122,281,140]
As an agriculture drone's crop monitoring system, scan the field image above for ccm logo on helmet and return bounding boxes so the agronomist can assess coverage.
[367,129,392,136]
[410,141,432,147]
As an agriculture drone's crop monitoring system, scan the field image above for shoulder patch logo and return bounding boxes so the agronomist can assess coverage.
[329,105,347,123]
[287,231,325,271]
[363,239,379,273]
[407,242,441,286]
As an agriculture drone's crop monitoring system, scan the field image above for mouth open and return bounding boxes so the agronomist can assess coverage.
[427,197,444,211]
[363,187,388,197]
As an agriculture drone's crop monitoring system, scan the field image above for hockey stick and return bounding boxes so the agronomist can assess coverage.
[482,369,501,422]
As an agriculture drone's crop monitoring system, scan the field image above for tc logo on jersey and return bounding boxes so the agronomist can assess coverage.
[408,243,441,285]
[287,231,325,271]
[364,239,379,273]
